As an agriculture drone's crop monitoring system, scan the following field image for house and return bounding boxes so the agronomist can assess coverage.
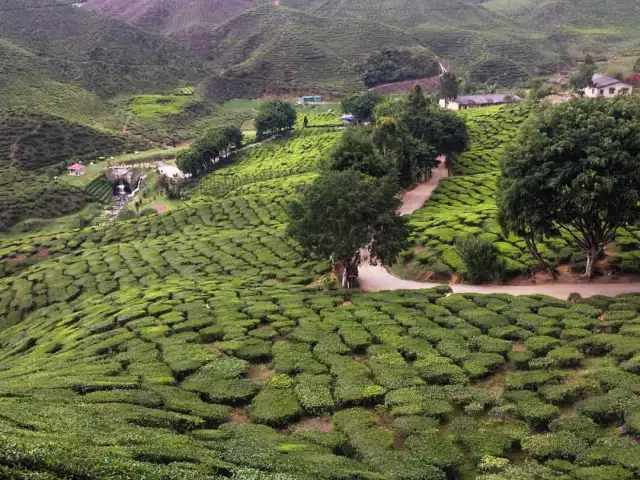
[299,95,322,104]
[584,74,633,98]
[438,93,521,111]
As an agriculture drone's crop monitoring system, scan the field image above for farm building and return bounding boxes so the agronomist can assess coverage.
[584,74,633,98]
[67,163,85,176]
[299,95,322,104]
[439,93,521,110]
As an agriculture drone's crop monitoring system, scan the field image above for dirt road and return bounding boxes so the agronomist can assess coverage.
[359,164,640,299]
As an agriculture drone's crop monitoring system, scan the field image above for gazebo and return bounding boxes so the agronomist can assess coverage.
[67,163,85,176]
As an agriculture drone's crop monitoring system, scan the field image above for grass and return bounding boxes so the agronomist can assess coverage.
[128,94,199,119]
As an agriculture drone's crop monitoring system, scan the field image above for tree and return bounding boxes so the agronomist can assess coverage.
[341,91,382,123]
[498,97,640,278]
[439,72,459,101]
[254,100,297,138]
[176,148,202,176]
[570,54,597,95]
[287,170,408,288]
[373,118,438,186]
[399,99,468,162]
[326,128,392,178]
[634,57,640,74]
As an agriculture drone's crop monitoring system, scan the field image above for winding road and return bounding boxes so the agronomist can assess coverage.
[358,159,640,299]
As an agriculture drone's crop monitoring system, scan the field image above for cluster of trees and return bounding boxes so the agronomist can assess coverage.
[176,126,243,176]
[340,86,468,187]
[498,96,640,278]
[362,48,441,88]
[254,100,297,139]
[289,86,469,288]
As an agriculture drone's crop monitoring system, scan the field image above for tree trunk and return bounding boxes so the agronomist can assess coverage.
[524,235,556,279]
[584,246,599,279]
[334,260,359,289]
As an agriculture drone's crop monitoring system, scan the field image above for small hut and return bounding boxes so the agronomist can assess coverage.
[67,163,85,176]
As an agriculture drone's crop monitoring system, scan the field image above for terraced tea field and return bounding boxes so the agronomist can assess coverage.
[2,104,640,480]
[397,105,640,279]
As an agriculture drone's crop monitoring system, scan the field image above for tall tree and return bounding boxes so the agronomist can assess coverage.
[287,170,408,288]
[570,54,597,95]
[176,148,202,176]
[634,57,640,74]
[341,91,382,123]
[439,72,459,101]
[254,100,297,138]
[498,97,640,277]
[326,128,392,178]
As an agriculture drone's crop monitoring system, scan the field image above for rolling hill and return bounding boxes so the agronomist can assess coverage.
[0,0,206,127]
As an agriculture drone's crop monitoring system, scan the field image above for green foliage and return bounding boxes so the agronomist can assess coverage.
[254,100,297,139]
[498,96,640,276]
[455,236,503,284]
[439,72,460,101]
[325,128,391,178]
[341,91,383,123]
[363,48,439,87]
[287,170,408,288]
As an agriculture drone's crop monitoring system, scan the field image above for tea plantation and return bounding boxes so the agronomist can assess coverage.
[1,109,640,480]
[399,105,640,279]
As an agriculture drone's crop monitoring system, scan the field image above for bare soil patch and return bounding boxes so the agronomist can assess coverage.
[231,407,251,423]
[512,344,527,352]
[287,416,334,433]
[247,364,275,386]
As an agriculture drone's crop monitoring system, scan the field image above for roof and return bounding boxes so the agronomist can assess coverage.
[67,163,85,171]
[341,114,356,121]
[454,93,521,106]
[592,74,630,88]
[628,73,640,86]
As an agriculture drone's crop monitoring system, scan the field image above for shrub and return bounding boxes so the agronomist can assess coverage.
[546,347,584,367]
[455,236,503,284]
[294,374,335,414]
[251,384,302,426]
[521,432,587,460]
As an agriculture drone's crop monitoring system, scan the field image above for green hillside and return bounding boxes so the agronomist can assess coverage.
[1,116,640,479]
[0,112,149,171]
[204,5,429,100]
[0,167,86,232]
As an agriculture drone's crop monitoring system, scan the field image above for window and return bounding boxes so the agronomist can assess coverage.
[621,88,630,94]
[609,87,616,94]
[599,89,604,95]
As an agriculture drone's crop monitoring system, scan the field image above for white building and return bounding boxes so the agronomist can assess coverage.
[584,74,633,98]
[439,93,521,111]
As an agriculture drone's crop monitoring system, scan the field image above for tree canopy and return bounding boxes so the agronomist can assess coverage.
[439,72,459,101]
[341,91,382,123]
[570,54,597,94]
[400,86,468,159]
[176,125,243,176]
[254,100,297,138]
[287,170,408,288]
[498,97,640,277]
[634,57,640,74]
[362,48,440,88]
[325,128,392,178]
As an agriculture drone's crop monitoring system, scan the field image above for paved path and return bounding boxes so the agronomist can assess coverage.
[398,157,447,216]
[358,163,640,299]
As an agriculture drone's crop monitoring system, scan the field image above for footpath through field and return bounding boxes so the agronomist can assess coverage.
[358,161,640,299]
